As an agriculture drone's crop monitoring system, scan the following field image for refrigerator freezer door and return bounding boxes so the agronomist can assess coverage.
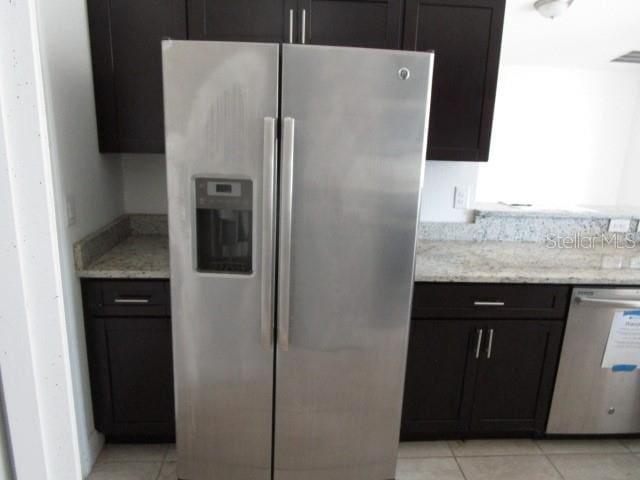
[163,41,278,480]
[275,44,433,480]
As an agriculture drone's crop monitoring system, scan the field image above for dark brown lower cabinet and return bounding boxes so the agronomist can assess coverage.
[401,318,564,440]
[402,320,478,437]
[470,321,563,434]
[83,279,175,441]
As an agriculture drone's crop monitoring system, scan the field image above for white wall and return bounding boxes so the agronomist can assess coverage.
[420,161,478,222]
[124,154,481,222]
[0,0,85,477]
[618,88,640,207]
[122,154,168,214]
[419,0,640,222]
[0,386,13,480]
[476,66,640,207]
[33,0,125,474]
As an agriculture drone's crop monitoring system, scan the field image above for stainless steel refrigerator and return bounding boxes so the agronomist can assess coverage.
[162,40,433,480]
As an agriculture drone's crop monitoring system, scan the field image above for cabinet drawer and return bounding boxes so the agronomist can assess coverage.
[412,283,570,319]
[83,280,170,317]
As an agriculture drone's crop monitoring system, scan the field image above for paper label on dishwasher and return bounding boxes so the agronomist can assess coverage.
[601,310,640,369]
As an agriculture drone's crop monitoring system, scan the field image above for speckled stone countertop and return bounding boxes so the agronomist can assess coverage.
[474,203,640,220]
[75,214,170,279]
[77,235,169,279]
[76,214,640,284]
[415,240,640,285]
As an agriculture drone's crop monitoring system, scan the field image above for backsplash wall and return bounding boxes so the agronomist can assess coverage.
[420,209,640,243]
[120,154,480,223]
[122,154,168,214]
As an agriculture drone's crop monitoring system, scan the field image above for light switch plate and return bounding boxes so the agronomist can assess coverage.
[608,218,631,233]
[454,186,471,210]
[66,194,77,226]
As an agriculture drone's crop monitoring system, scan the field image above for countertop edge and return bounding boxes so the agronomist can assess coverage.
[77,269,170,280]
[414,275,640,285]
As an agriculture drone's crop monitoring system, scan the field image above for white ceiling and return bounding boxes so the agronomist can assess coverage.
[501,0,640,70]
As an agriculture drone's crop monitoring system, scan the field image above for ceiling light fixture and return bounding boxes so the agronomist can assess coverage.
[534,0,574,19]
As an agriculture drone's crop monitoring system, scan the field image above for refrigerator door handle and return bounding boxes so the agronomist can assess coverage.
[277,117,295,351]
[261,117,277,349]
[301,9,307,44]
[289,9,294,43]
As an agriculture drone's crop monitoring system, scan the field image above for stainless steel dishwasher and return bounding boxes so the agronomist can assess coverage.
[547,288,640,434]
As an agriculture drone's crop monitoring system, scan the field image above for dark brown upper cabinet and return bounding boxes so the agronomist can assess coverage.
[403,0,505,161]
[188,0,401,48]
[300,0,403,49]
[87,0,187,153]
[188,0,296,42]
[88,0,504,157]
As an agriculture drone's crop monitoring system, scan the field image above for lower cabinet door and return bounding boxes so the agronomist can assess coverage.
[89,316,175,440]
[401,320,479,439]
[470,320,563,434]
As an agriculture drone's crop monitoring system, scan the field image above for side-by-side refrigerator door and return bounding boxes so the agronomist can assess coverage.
[275,44,434,480]
[162,41,279,480]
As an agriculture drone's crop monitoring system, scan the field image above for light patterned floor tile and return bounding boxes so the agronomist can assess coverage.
[549,453,640,480]
[97,444,169,463]
[165,445,177,462]
[458,455,562,480]
[536,439,628,454]
[448,439,542,457]
[398,441,453,458]
[622,439,640,452]
[88,461,161,480]
[158,461,177,480]
[396,457,465,480]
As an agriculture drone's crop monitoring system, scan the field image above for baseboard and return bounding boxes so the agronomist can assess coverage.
[81,429,104,478]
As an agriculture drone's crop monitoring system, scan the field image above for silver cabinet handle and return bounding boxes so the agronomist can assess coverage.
[576,296,640,309]
[475,329,484,359]
[486,328,494,359]
[114,298,149,304]
[474,301,505,307]
[301,9,306,44]
[261,117,276,349]
[277,117,295,351]
[289,9,294,43]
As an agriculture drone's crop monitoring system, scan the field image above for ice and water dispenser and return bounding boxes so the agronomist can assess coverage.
[194,177,253,274]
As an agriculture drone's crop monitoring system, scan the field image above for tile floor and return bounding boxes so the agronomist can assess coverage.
[89,439,640,479]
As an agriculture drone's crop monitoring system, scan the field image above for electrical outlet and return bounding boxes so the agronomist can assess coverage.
[453,186,471,210]
[608,218,631,233]
[66,194,77,226]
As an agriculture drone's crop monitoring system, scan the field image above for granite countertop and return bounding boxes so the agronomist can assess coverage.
[76,215,640,285]
[76,235,640,285]
[473,202,640,220]
[75,214,170,279]
[415,240,640,285]
[77,235,170,279]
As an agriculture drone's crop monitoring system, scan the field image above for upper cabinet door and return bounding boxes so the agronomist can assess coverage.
[87,0,187,153]
[299,0,403,48]
[188,0,296,42]
[403,0,505,161]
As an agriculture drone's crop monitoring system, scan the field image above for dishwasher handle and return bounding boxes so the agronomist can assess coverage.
[575,296,640,309]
